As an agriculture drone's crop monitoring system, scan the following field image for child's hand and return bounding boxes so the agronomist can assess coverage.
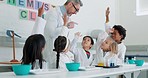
[38,3,44,17]
[75,32,82,38]
[106,7,110,17]
[105,7,110,23]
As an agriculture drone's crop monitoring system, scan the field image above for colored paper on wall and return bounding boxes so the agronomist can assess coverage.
[29,11,36,21]
[19,9,28,20]
[7,0,16,6]
[17,0,26,8]
[27,0,34,9]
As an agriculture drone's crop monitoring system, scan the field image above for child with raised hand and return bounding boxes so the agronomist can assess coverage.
[21,34,47,69]
[53,36,74,70]
[93,31,118,66]
[100,37,118,66]
[70,32,95,67]
[105,7,126,64]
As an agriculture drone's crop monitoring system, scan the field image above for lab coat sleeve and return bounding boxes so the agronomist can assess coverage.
[31,17,46,35]
[117,44,126,64]
[60,26,69,37]
[93,31,108,64]
[69,35,79,54]
[105,23,112,34]
[44,10,67,38]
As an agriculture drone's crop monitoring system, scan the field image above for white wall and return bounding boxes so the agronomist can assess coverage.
[0,0,116,61]
[117,0,148,45]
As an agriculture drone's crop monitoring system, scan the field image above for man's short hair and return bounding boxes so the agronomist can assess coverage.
[65,0,83,6]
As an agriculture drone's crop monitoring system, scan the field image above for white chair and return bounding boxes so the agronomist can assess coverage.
[90,29,104,41]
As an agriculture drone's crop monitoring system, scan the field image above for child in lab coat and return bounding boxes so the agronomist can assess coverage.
[70,32,95,67]
[105,7,126,64]
[21,34,48,69]
[53,36,74,70]
[93,31,118,66]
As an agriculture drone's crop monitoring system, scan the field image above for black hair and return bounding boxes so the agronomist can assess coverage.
[53,36,67,69]
[113,25,126,41]
[21,34,46,69]
[83,36,94,45]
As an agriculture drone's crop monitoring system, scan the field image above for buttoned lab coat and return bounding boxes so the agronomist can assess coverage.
[32,6,71,69]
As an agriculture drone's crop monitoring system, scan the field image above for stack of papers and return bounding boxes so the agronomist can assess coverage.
[30,69,61,75]
[79,66,101,71]
[121,64,136,67]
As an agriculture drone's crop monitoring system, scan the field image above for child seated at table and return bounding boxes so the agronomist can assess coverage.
[70,32,95,67]
[93,31,118,67]
[21,34,48,69]
[53,36,74,70]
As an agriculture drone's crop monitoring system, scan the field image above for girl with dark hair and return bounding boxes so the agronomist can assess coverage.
[53,36,74,70]
[70,32,95,67]
[21,34,47,69]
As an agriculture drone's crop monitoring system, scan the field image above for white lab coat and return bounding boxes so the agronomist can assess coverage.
[59,52,74,71]
[70,36,95,67]
[33,60,48,69]
[32,6,71,69]
[92,31,108,65]
[93,30,125,65]
[104,52,118,66]
[105,23,126,64]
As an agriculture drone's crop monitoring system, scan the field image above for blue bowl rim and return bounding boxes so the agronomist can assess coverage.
[66,63,80,64]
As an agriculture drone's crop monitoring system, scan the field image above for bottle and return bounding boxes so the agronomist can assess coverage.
[133,57,136,60]
[125,57,129,64]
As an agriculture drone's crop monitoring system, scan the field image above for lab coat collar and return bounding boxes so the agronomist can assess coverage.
[60,5,67,16]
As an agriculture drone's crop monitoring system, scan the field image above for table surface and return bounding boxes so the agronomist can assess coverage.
[1,63,148,78]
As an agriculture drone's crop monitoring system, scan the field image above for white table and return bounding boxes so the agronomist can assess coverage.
[1,63,148,78]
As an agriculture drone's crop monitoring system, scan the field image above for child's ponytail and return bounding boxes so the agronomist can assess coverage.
[54,36,67,69]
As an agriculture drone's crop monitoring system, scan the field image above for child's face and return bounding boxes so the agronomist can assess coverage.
[100,38,112,52]
[111,29,122,42]
[82,37,92,49]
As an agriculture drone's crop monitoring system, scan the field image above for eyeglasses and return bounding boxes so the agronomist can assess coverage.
[72,3,79,12]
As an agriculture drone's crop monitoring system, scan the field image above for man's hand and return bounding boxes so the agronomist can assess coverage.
[38,3,44,17]
[67,21,78,29]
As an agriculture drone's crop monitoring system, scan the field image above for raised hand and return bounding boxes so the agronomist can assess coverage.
[106,7,110,16]
[67,21,78,29]
[105,7,110,23]
[38,3,44,17]
[75,32,82,38]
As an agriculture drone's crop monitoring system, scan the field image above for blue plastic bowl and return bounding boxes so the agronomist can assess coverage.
[128,60,135,64]
[66,63,80,71]
[12,64,31,75]
[135,60,144,66]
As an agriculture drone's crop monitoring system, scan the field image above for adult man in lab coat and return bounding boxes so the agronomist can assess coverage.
[32,0,83,69]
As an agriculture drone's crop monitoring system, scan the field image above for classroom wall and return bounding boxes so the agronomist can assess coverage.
[0,0,116,61]
[117,0,148,45]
